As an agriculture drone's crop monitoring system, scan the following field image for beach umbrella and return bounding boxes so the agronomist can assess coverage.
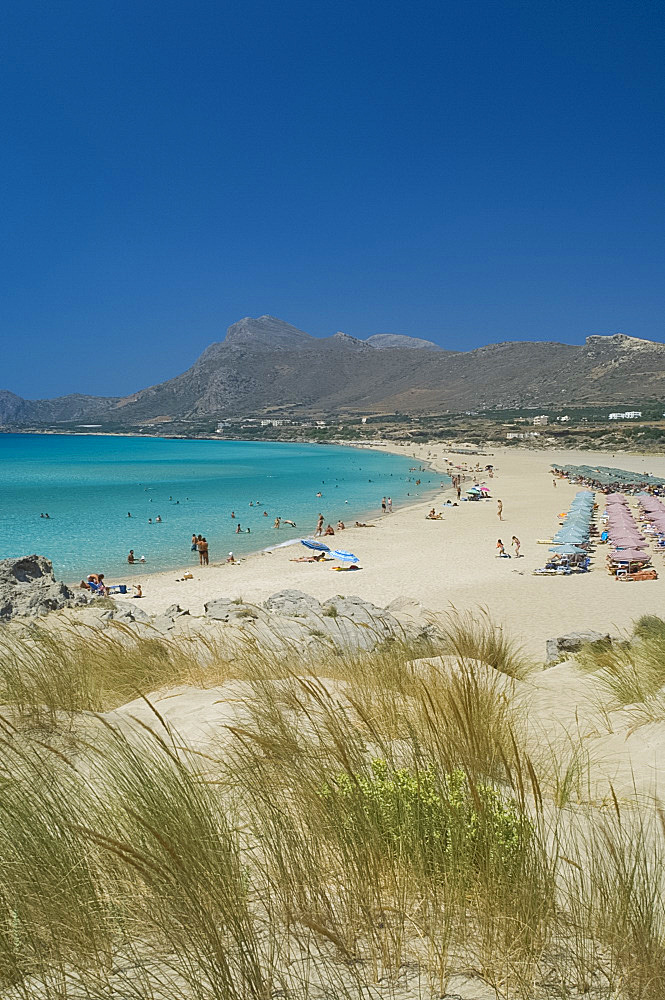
[301,540,330,552]
[330,549,359,563]
[609,549,650,562]
[549,544,586,554]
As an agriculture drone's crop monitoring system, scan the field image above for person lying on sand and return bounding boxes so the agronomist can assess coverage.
[354,521,376,527]
[290,552,327,563]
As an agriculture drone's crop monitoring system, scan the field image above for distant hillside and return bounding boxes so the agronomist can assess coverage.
[3,317,665,428]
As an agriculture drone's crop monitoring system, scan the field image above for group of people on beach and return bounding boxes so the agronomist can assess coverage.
[79,573,143,598]
[497,537,521,558]
[191,534,209,565]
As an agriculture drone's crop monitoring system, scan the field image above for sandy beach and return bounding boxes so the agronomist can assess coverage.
[113,444,665,658]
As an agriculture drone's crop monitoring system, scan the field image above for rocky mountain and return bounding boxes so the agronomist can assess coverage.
[3,318,665,428]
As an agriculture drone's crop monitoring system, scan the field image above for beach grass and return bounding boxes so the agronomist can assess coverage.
[0,614,663,997]
[576,615,665,722]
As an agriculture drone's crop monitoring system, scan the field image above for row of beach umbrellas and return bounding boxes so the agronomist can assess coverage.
[556,464,665,488]
[637,493,665,537]
[604,494,650,564]
[549,491,595,556]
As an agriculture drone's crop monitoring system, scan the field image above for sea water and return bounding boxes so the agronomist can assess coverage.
[0,434,445,581]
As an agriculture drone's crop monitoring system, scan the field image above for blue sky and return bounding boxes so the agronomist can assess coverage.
[1,0,664,398]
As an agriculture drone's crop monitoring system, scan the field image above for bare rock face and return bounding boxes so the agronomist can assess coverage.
[0,555,84,621]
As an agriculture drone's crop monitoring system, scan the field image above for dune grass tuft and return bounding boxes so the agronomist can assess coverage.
[0,609,662,997]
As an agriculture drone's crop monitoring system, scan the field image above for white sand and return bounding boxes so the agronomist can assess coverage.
[117,445,665,658]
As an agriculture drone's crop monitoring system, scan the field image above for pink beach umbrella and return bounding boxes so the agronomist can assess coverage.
[610,549,650,562]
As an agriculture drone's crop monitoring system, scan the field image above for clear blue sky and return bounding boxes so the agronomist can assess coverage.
[2,0,664,398]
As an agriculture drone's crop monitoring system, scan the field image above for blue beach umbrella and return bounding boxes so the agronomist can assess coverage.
[301,540,330,552]
[331,549,359,563]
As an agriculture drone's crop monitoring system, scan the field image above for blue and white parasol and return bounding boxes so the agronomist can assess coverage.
[300,540,330,552]
[330,549,359,563]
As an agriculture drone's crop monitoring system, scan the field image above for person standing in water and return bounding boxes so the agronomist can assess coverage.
[198,537,209,565]
[381,497,386,513]
[315,513,324,537]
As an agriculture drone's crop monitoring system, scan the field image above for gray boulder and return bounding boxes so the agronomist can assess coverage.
[205,598,262,622]
[0,555,82,622]
[545,630,613,666]
[263,590,323,616]
[114,604,151,624]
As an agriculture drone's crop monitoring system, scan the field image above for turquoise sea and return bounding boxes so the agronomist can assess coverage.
[0,435,444,582]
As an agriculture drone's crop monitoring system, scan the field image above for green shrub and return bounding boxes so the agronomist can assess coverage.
[321,759,531,884]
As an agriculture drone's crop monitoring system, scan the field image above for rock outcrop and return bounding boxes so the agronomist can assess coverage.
[0,555,85,621]
[545,630,614,665]
[203,588,429,654]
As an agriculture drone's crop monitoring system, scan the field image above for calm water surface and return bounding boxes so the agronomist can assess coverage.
[0,435,445,580]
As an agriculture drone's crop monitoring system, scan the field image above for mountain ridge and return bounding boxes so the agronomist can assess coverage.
[2,316,665,428]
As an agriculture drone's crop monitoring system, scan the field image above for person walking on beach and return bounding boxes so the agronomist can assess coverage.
[387,497,392,512]
[381,497,386,513]
[456,485,461,501]
[496,539,510,558]
[511,535,521,558]
[316,513,324,536]
[497,500,504,521]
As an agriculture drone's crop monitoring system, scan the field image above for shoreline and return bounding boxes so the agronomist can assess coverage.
[89,450,449,590]
[105,443,665,658]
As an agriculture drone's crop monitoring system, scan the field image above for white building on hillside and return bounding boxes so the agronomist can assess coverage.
[609,411,642,420]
